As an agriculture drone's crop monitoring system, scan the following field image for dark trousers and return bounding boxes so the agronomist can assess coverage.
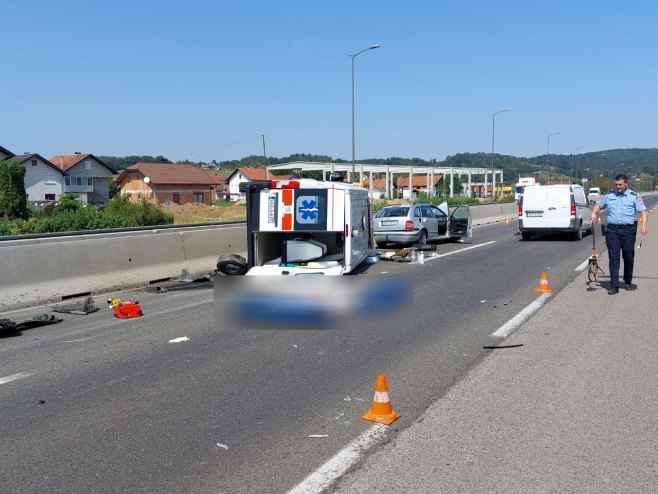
[605,224,637,287]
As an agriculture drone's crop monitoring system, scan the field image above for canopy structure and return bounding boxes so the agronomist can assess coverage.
[265,161,504,198]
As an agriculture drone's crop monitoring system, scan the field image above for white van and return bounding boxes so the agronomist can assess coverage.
[587,187,601,200]
[518,184,594,241]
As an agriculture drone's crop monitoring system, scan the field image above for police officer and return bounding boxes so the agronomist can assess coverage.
[590,174,648,294]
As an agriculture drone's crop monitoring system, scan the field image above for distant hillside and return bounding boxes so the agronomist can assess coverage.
[99,149,658,189]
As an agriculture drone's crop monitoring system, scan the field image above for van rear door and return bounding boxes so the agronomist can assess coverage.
[545,186,571,228]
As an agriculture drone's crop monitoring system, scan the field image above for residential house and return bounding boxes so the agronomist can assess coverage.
[9,153,66,202]
[50,153,116,204]
[225,167,291,201]
[362,178,389,199]
[397,175,443,199]
[0,145,15,161]
[114,162,217,205]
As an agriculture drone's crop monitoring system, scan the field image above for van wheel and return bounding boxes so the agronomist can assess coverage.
[521,232,531,241]
[418,230,428,246]
[572,227,583,241]
[217,254,247,275]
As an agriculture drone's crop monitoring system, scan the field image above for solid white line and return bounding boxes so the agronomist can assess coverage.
[287,424,389,494]
[491,293,552,339]
[425,240,496,261]
[575,258,591,272]
[0,372,33,385]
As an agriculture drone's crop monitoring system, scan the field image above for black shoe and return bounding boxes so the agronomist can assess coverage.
[608,287,619,295]
[625,282,636,291]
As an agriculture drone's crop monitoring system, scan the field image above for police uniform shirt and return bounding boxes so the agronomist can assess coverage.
[598,189,647,225]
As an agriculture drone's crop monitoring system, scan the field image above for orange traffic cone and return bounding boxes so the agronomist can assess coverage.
[362,374,400,426]
[535,272,553,294]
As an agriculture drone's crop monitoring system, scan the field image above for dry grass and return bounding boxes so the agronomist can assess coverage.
[162,202,246,224]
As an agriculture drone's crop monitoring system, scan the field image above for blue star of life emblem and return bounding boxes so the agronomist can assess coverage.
[298,199,318,220]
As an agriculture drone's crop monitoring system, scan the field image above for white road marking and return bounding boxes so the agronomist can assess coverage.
[287,424,389,494]
[575,258,591,272]
[0,372,33,385]
[425,240,496,262]
[63,337,92,343]
[491,293,552,339]
[168,336,190,343]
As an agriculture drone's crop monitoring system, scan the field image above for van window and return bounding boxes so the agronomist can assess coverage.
[572,187,586,205]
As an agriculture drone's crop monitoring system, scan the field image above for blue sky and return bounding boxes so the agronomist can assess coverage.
[3,0,658,163]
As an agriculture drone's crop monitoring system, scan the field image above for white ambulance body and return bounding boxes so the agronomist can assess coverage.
[242,179,372,275]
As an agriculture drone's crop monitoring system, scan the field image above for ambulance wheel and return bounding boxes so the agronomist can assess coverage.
[217,254,247,275]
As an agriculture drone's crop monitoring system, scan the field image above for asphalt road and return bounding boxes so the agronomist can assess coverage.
[0,213,626,493]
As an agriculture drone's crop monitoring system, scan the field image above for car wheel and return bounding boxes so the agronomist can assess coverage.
[217,254,247,275]
[521,232,531,241]
[418,230,428,246]
[376,241,388,249]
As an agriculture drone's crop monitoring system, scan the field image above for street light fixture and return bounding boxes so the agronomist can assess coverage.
[351,44,380,183]
[545,132,560,183]
[491,109,510,198]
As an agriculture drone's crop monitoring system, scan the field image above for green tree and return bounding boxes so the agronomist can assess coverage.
[0,160,29,220]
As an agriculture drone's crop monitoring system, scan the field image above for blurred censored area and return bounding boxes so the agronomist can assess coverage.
[214,275,411,331]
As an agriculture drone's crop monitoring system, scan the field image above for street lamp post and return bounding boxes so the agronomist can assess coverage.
[575,146,588,182]
[491,109,510,198]
[351,44,380,183]
[545,132,560,183]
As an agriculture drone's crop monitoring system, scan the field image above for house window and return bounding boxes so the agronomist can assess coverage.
[45,194,56,200]
[173,193,180,204]
[85,160,92,170]
[32,159,38,166]
[193,193,204,203]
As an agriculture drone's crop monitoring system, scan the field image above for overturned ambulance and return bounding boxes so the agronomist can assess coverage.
[239,178,373,275]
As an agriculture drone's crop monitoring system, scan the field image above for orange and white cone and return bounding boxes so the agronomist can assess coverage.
[362,374,401,426]
[535,271,552,294]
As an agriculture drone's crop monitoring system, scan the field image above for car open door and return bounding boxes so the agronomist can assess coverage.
[449,205,472,238]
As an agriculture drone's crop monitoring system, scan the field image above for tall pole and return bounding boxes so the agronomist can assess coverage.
[351,44,380,183]
[575,145,587,182]
[491,109,510,198]
[546,132,560,183]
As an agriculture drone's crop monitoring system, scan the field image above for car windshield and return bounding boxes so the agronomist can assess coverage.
[376,207,409,218]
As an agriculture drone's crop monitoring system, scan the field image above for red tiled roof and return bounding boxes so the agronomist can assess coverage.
[116,163,217,185]
[362,178,388,189]
[398,175,443,187]
[49,153,91,171]
[228,167,291,182]
[49,153,115,173]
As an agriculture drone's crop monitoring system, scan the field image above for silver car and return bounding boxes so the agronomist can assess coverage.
[373,202,472,247]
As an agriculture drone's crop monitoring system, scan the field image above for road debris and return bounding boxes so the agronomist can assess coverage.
[216,443,229,450]
[483,344,524,349]
[52,296,99,315]
[1,314,63,336]
[308,434,329,438]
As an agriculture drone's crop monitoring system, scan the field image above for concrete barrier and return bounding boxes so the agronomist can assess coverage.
[0,204,516,310]
[0,226,246,311]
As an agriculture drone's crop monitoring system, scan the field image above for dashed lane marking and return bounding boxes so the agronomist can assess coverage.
[0,372,34,385]
[425,240,496,261]
[491,293,552,339]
